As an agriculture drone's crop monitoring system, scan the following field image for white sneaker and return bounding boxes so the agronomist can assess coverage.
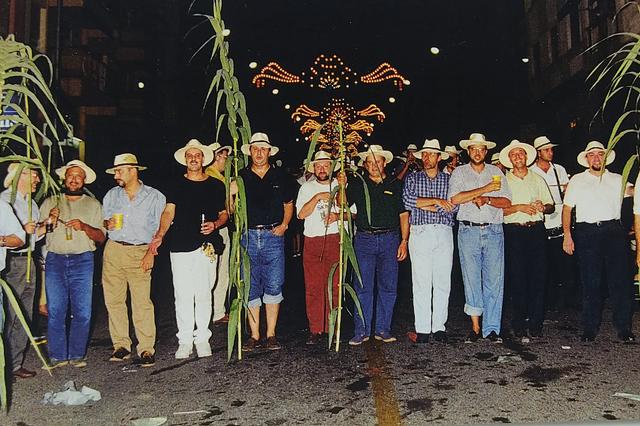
[195,342,212,358]
[175,344,192,359]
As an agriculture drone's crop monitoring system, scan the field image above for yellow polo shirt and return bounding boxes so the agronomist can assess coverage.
[504,169,554,225]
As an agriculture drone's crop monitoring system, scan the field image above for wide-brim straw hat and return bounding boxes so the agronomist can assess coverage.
[402,143,418,156]
[174,139,214,166]
[533,136,558,150]
[55,160,96,184]
[106,153,147,174]
[490,153,501,165]
[357,144,394,164]
[444,145,462,156]
[577,141,615,168]
[499,140,537,168]
[415,138,449,160]
[4,163,21,188]
[240,132,280,156]
[306,150,340,173]
[460,133,496,150]
[208,142,232,154]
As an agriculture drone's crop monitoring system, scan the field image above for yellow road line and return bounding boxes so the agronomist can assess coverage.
[364,340,402,425]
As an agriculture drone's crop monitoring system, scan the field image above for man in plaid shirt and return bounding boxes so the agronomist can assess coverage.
[403,139,457,344]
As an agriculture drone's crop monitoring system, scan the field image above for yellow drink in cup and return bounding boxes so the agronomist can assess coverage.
[65,225,73,240]
[492,175,501,183]
[113,213,124,230]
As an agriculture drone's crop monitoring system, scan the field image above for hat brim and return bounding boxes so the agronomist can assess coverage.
[55,163,97,184]
[577,149,615,168]
[535,142,558,150]
[174,145,214,166]
[306,159,341,173]
[216,145,232,154]
[416,148,449,160]
[3,165,18,188]
[105,165,148,174]
[240,142,279,156]
[499,143,537,169]
[460,140,496,150]
[357,150,394,164]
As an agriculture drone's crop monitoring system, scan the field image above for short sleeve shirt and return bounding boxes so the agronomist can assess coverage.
[296,179,341,237]
[240,166,295,227]
[530,162,569,229]
[163,176,226,253]
[504,169,554,224]
[564,170,623,223]
[346,175,405,230]
[0,200,26,271]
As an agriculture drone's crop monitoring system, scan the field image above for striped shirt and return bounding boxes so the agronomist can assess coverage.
[403,170,456,226]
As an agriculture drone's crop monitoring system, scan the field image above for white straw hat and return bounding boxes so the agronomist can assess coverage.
[55,160,96,184]
[105,153,147,174]
[576,141,615,168]
[357,145,394,164]
[415,138,449,160]
[174,139,214,166]
[240,132,280,156]
[533,136,558,150]
[460,133,496,150]
[499,140,537,168]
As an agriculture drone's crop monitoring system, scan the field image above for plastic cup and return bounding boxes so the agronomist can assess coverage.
[492,175,501,183]
[65,226,73,240]
[113,213,123,230]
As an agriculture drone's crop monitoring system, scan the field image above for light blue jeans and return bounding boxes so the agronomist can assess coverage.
[241,229,285,308]
[457,223,504,337]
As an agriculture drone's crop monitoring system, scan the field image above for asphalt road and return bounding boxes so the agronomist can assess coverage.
[4,255,640,425]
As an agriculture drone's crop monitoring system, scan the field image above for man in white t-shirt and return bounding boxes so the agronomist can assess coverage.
[296,151,341,345]
[562,141,634,342]
[530,136,576,310]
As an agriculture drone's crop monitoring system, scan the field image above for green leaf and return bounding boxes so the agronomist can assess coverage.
[620,154,638,200]
[227,298,240,361]
[343,282,364,324]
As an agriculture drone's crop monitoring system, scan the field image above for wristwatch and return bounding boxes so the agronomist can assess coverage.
[487,197,492,206]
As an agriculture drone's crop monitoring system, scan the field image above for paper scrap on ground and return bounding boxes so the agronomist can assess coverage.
[131,417,168,426]
[42,381,101,405]
[613,392,640,402]
[497,354,522,363]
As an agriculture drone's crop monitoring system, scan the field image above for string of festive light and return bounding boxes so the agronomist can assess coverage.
[359,63,407,90]
[252,62,301,87]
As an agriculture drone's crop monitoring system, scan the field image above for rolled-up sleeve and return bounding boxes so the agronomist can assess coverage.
[402,173,417,211]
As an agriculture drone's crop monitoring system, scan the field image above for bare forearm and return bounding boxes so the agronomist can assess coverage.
[281,202,294,227]
[298,197,319,220]
[451,187,487,204]
[415,197,440,209]
[155,208,175,239]
[399,212,410,241]
[562,205,573,236]
[82,224,106,244]
[1,235,24,248]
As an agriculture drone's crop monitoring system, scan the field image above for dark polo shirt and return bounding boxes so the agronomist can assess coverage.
[240,166,295,227]
[347,174,405,230]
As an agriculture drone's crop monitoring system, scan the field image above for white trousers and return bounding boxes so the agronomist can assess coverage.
[213,227,230,321]
[408,224,453,334]
[170,248,217,345]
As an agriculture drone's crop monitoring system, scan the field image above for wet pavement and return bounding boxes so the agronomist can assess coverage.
[4,254,640,425]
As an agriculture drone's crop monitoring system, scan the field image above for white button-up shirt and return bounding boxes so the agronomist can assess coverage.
[530,162,569,229]
[564,170,622,223]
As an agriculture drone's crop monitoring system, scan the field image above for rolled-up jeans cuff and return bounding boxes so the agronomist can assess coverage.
[464,303,483,317]
[263,293,284,305]
[248,298,262,308]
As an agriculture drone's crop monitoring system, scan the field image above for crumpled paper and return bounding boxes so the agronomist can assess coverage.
[42,381,101,405]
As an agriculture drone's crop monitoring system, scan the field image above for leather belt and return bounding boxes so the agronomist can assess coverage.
[8,251,29,257]
[505,221,543,228]
[359,227,393,235]
[460,220,491,227]
[249,222,279,230]
[577,219,619,228]
[113,240,147,247]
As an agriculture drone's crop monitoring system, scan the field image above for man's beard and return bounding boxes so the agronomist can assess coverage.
[116,179,125,187]
[316,174,330,182]
[470,157,485,166]
[63,187,85,195]
[591,165,602,172]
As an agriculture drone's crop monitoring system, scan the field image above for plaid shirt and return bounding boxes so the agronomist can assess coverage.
[403,170,456,226]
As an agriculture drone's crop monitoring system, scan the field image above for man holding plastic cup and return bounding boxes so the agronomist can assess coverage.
[101,153,166,367]
[449,133,511,343]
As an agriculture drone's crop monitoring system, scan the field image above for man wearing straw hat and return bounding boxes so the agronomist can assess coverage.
[205,142,232,325]
[101,153,166,367]
[449,133,511,343]
[403,139,457,344]
[345,144,410,346]
[396,143,421,180]
[443,145,462,175]
[1,163,43,378]
[562,141,635,342]
[296,151,341,345]
[499,140,554,341]
[239,132,295,352]
[530,136,574,310]
[149,139,228,359]
[40,160,106,368]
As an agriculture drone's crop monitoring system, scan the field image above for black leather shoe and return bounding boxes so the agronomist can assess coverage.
[464,330,481,343]
[139,351,156,367]
[486,331,502,343]
[432,331,448,343]
[580,333,596,342]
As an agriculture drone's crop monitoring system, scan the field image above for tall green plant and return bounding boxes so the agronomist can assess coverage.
[0,34,73,409]
[193,0,252,361]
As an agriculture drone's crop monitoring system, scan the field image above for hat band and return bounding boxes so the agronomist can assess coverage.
[112,162,142,167]
[536,143,553,150]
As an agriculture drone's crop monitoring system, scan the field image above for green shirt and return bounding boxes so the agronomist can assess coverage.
[347,175,405,230]
[504,169,554,224]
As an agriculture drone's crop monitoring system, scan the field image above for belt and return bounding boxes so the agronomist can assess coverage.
[505,221,543,228]
[8,251,29,257]
[460,220,492,227]
[359,227,393,235]
[113,240,147,247]
[249,222,279,230]
[577,219,620,228]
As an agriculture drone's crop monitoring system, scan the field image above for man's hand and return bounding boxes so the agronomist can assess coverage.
[563,234,575,255]
[532,200,545,212]
[484,180,501,193]
[229,180,239,196]
[66,219,85,231]
[472,196,487,208]
[325,212,339,225]
[24,221,37,234]
[104,217,116,231]
[200,221,216,235]
[519,204,538,215]
[272,223,288,236]
[149,235,163,255]
[435,199,455,212]
[49,207,60,225]
[141,252,155,272]
[315,192,331,203]
[336,171,347,187]
[397,240,408,261]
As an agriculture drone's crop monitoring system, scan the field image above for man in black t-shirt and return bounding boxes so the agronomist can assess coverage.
[238,132,294,352]
[149,139,228,359]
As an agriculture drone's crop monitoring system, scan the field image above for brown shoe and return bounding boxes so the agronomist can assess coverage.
[13,367,36,379]
[214,314,229,325]
[266,336,282,351]
[306,333,322,346]
[242,337,260,352]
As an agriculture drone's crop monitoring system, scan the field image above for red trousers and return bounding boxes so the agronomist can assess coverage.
[303,234,340,334]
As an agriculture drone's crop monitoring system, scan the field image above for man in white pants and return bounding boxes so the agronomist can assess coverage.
[149,139,228,358]
[402,139,457,343]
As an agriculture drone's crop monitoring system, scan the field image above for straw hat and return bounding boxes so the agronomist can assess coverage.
[306,151,339,172]
[444,145,462,156]
[402,143,418,156]
[499,140,537,168]
[55,160,96,184]
[174,139,214,166]
[577,141,615,168]
[533,136,557,150]
[105,153,147,174]
[490,153,501,165]
[240,132,279,156]
[4,163,21,188]
[459,133,496,150]
[415,139,449,160]
[208,142,232,154]
[357,145,394,164]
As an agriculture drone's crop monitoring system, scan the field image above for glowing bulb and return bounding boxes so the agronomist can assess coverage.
[430,46,440,55]
[249,61,257,69]
[137,81,145,89]
[272,88,279,95]
[521,57,530,63]
[222,28,231,36]
[296,138,300,142]
[284,104,290,110]
[388,97,396,103]
[403,79,411,85]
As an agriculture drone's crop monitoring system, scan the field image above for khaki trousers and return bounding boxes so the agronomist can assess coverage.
[102,240,156,355]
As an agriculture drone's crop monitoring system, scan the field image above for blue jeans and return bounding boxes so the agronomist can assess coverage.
[241,229,285,308]
[45,251,94,361]
[353,231,399,337]
[458,224,504,337]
